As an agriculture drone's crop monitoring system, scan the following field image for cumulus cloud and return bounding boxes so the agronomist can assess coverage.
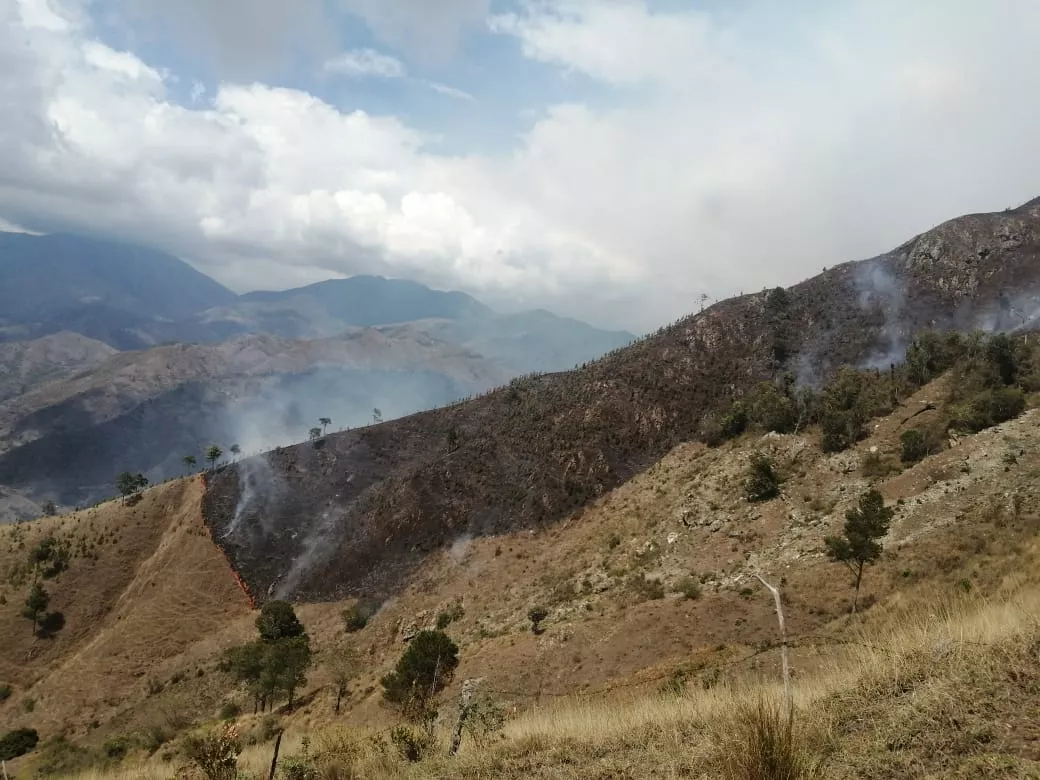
[324,49,407,79]
[3,0,1040,331]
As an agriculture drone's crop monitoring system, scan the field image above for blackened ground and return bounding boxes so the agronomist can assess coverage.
[203,199,1040,604]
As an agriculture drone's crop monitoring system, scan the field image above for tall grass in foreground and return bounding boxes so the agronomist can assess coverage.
[57,585,1040,779]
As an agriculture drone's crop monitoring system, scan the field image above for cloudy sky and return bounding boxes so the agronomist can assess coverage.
[2,0,1040,332]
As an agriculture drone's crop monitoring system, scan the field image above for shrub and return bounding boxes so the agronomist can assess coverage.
[528,606,549,634]
[140,724,168,754]
[464,691,506,748]
[218,700,241,721]
[745,453,781,503]
[342,604,369,633]
[182,723,241,780]
[714,698,823,780]
[389,724,436,763]
[102,733,133,760]
[255,600,304,643]
[899,429,930,463]
[381,630,459,720]
[0,727,39,761]
[677,576,702,600]
[952,387,1026,432]
[628,574,666,601]
[0,683,11,701]
[860,451,895,479]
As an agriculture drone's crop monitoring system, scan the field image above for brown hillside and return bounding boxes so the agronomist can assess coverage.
[0,479,251,740]
[8,371,1039,778]
[204,198,1040,604]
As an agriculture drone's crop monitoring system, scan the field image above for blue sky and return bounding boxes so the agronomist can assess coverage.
[3,0,1040,331]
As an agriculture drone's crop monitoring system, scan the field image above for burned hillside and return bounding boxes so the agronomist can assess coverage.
[202,198,1040,604]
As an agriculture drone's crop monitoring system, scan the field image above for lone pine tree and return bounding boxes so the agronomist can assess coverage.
[825,489,893,614]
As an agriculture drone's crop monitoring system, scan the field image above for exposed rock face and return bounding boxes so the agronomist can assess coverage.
[203,198,1040,604]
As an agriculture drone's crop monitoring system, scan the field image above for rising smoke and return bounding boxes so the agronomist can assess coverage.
[855,257,910,370]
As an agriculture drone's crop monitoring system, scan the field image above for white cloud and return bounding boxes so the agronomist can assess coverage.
[3,0,1040,332]
[489,0,720,87]
[0,218,42,235]
[324,49,407,79]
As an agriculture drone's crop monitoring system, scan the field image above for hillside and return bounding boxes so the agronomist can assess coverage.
[203,197,1040,604]
[1,364,1039,777]
[0,333,116,404]
[0,330,511,507]
[0,233,235,348]
[184,276,636,373]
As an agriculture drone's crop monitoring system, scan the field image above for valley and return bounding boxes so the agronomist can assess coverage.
[0,200,1039,778]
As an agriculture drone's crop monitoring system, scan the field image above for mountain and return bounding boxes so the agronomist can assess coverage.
[200,196,1040,603]
[0,329,511,507]
[4,199,1040,779]
[4,337,1040,779]
[0,236,635,510]
[0,232,236,348]
[187,276,636,372]
[0,332,116,403]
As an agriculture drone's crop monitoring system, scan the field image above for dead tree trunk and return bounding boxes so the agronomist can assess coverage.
[267,730,283,780]
[754,574,793,728]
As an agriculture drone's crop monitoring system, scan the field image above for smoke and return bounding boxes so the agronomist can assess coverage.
[855,257,910,369]
[973,290,1040,336]
[273,503,343,600]
[448,533,473,564]
[224,367,483,456]
[222,452,282,540]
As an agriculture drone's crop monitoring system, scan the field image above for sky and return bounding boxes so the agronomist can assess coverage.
[2,0,1040,332]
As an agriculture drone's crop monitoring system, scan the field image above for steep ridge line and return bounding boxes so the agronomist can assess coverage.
[201,198,1040,606]
[200,471,257,609]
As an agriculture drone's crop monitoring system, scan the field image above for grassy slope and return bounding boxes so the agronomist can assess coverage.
[0,479,252,742]
[3,377,1040,777]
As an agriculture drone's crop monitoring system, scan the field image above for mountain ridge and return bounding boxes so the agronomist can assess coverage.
[202,195,1040,604]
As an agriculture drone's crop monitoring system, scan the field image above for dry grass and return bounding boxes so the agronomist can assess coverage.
[53,584,1040,779]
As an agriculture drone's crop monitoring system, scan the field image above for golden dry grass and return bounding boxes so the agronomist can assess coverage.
[53,583,1040,779]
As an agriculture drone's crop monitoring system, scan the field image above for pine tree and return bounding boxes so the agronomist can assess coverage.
[825,489,893,614]
[22,583,49,636]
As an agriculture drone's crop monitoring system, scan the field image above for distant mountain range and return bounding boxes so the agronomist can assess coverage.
[0,231,636,517]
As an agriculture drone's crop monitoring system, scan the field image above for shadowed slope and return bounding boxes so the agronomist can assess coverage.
[203,198,1040,604]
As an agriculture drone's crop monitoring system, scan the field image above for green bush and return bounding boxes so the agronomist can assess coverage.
[218,700,241,721]
[628,574,665,602]
[102,734,133,760]
[953,387,1026,432]
[528,606,549,633]
[899,429,930,463]
[745,453,781,503]
[381,631,459,719]
[677,576,702,600]
[0,683,11,701]
[0,727,40,761]
[342,604,369,633]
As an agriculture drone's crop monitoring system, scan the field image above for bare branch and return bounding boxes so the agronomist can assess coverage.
[754,573,793,728]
